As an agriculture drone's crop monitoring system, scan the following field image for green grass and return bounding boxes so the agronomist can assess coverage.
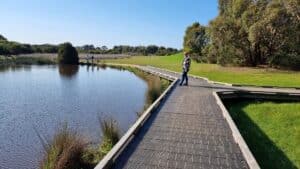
[101,53,300,87]
[226,100,300,169]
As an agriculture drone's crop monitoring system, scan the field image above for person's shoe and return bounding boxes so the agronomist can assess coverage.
[183,83,188,86]
[179,83,182,86]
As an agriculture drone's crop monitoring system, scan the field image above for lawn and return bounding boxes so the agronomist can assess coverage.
[101,53,300,87]
[226,100,300,169]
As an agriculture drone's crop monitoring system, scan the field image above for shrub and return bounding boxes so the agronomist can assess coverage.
[0,34,7,41]
[147,77,162,103]
[39,125,90,169]
[99,116,120,147]
[58,42,79,64]
[81,116,121,166]
[38,116,122,169]
[270,52,300,70]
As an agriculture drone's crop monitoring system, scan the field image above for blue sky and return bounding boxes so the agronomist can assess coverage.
[0,0,218,49]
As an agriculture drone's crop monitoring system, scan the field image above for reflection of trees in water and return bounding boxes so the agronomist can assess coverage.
[22,65,32,72]
[0,65,11,72]
[86,65,105,72]
[86,65,96,72]
[98,64,107,70]
[0,65,31,72]
[58,64,79,78]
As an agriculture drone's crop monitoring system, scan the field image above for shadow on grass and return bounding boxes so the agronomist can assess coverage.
[224,99,297,169]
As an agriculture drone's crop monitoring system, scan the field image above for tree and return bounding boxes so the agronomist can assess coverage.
[146,45,159,55]
[0,34,7,41]
[101,45,108,51]
[259,0,300,69]
[0,45,9,55]
[218,0,232,15]
[183,22,209,62]
[205,0,300,69]
[82,44,95,51]
[58,42,79,64]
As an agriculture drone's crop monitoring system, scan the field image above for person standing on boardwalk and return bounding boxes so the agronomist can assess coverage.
[179,52,191,86]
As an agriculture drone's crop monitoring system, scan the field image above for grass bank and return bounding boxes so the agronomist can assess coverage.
[101,53,300,87]
[225,100,300,169]
[0,55,56,65]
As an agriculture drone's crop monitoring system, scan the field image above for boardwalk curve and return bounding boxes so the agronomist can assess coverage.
[96,65,300,169]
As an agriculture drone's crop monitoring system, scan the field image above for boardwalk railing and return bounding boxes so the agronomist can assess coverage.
[213,92,260,169]
[95,64,299,169]
[95,65,178,169]
[218,90,300,101]
[215,90,300,169]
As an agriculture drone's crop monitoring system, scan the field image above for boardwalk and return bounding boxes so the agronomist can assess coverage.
[97,66,300,169]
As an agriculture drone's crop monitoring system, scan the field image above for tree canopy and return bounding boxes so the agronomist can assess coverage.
[0,34,7,41]
[0,35,58,55]
[183,22,209,62]
[58,42,79,64]
[184,0,300,70]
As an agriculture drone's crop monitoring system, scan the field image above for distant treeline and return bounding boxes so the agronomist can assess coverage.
[77,45,179,56]
[184,0,299,70]
[0,35,179,56]
[0,35,59,55]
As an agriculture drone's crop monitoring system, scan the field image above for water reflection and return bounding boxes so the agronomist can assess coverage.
[98,64,107,70]
[22,65,32,72]
[0,65,149,169]
[0,65,25,72]
[0,65,10,72]
[58,64,79,78]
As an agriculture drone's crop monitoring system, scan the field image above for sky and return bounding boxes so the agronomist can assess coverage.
[0,0,218,49]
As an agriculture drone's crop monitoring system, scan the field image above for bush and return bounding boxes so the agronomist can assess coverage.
[99,116,120,147]
[270,52,300,70]
[147,77,163,103]
[0,34,7,41]
[40,125,90,169]
[39,117,121,169]
[58,43,79,64]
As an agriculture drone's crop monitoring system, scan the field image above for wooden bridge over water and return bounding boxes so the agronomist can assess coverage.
[95,65,300,169]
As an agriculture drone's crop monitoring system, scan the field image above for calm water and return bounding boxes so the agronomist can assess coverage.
[0,65,148,169]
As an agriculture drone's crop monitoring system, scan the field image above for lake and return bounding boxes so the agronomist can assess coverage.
[0,65,148,169]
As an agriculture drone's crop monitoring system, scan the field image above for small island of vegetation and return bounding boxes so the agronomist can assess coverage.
[58,42,79,65]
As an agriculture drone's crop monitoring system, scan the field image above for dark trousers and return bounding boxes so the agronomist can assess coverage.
[180,71,188,85]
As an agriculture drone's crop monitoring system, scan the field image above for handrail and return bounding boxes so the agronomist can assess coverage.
[213,92,260,169]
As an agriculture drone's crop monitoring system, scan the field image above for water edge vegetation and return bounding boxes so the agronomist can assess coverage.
[38,65,170,169]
